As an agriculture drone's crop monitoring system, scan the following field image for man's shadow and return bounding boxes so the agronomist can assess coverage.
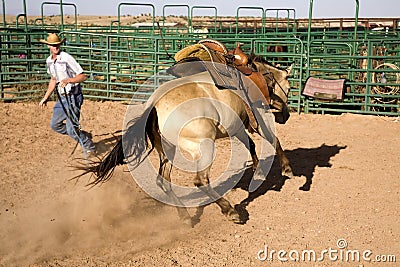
[232,143,347,224]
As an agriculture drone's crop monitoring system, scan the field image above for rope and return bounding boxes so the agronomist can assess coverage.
[157,22,174,61]
[54,84,88,160]
[372,63,400,97]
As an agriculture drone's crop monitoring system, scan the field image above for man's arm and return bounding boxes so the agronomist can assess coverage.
[39,77,57,108]
[59,73,87,88]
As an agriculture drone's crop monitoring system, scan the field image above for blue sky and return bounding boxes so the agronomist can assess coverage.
[5,0,400,19]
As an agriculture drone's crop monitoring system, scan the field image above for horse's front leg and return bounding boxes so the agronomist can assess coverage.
[248,135,259,169]
[235,130,259,170]
[275,137,293,178]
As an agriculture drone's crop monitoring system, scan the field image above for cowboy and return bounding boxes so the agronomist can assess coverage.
[39,33,96,156]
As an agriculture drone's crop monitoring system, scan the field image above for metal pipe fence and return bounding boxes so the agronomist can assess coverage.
[1,1,399,115]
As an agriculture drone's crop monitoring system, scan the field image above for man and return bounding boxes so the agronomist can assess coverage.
[39,33,96,156]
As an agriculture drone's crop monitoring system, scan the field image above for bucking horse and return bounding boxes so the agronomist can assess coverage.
[78,39,294,225]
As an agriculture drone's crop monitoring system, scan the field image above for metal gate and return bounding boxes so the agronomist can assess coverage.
[1,1,399,116]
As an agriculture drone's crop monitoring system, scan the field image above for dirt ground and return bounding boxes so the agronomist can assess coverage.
[0,100,399,267]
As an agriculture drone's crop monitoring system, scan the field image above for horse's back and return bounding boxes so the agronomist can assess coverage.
[151,72,249,149]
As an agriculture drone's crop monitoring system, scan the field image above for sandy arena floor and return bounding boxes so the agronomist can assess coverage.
[0,100,399,266]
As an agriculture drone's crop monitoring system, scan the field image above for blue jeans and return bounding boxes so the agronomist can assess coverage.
[50,93,96,152]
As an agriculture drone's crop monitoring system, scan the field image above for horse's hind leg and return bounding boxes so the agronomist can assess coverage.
[194,167,241,224]
[154,135,192,225]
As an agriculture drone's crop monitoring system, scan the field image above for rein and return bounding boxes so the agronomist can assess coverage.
[250,55,289,101]
[260,69,289,99]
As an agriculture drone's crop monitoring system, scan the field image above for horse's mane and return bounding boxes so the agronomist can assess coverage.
[248,52,281,70]
[248,52,268,64]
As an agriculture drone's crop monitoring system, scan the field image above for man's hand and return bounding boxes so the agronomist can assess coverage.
[39,98,48,109]
[60,78,71,88]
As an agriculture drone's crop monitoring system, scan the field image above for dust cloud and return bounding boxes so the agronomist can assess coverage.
[0,172,188,266]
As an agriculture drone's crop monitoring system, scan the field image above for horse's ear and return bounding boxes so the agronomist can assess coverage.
[286,64,294,76]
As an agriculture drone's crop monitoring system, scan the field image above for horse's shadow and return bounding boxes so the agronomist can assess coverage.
[231,143,347,224]
[87,136,346,226]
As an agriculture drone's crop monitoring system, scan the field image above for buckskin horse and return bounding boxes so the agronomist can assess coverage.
[79,43,293,225]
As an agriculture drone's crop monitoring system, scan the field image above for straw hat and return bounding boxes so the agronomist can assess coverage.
[40,33,66,45]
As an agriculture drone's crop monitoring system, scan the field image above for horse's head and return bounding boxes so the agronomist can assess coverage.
[249,55,293,123]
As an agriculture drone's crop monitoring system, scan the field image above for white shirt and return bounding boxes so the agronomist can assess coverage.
[46,51,83,94]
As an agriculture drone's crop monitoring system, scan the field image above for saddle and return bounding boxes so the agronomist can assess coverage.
[169,39,272,132]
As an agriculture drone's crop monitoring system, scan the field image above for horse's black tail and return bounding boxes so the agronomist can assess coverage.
[79,106,158,186]
[80,138,125,186]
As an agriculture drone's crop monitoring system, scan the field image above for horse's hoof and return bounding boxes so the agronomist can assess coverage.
[227,210,243,224]
[182,217,194,228]
[283,170,294,179]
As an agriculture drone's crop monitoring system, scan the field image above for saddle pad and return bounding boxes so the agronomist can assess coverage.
[303,77,346,100]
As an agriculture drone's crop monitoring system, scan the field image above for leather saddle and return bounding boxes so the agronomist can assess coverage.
[168,39,273,132]
[169,39,270,102]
